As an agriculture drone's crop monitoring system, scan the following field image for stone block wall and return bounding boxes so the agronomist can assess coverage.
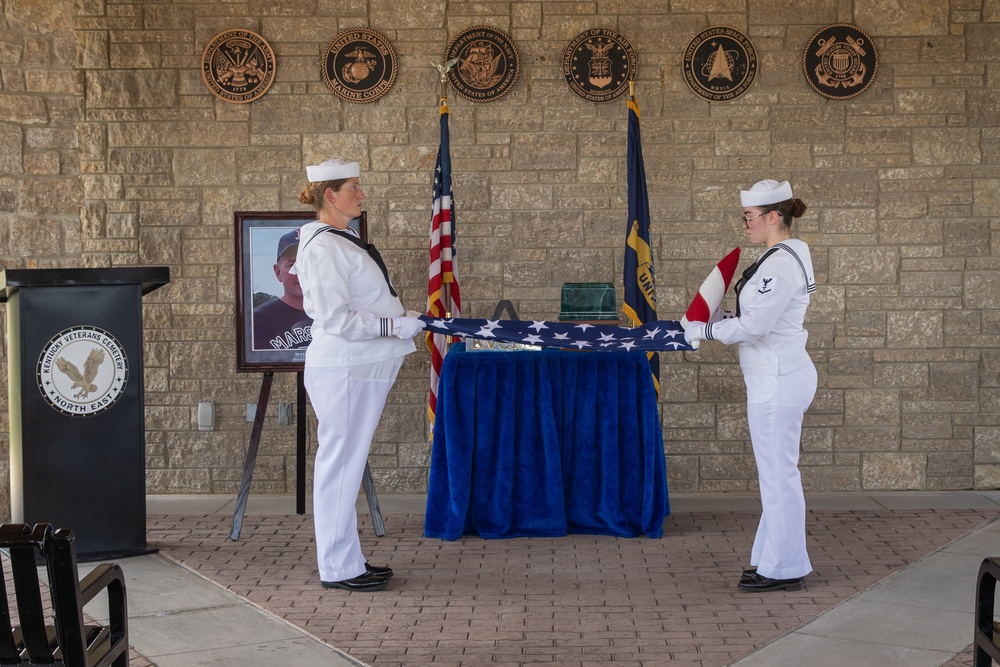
[1,0,999,514]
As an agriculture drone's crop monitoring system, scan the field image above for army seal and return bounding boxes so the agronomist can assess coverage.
[445,25,520,103]
[682,26,757,102]
[322,28,398,104]
[36,326,129,418]
[201,29,276,104]
[803,24,878,100]
[563,28,637,103]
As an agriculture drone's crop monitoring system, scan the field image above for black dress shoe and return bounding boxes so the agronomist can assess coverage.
[740,568,757,584]
[365,562,393,579]
[322,572,389,591]
[737,572,804,592]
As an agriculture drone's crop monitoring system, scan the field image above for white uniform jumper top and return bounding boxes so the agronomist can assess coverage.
[292,221,415,583]
[702,239,818,581]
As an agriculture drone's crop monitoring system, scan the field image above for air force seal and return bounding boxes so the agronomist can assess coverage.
[36,326,129,417]
[563,29,637,103]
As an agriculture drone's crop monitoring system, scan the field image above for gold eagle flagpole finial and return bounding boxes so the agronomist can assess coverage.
[431,57,459,100]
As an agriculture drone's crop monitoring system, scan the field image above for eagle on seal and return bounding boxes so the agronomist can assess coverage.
[56,348,105,399]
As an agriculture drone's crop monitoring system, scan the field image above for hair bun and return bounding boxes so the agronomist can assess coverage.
[790,198,807,218]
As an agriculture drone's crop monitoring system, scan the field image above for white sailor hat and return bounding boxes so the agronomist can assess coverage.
[306,158,360,183]
[740,179,793,208]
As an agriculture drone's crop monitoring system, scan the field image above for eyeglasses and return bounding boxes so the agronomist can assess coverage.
[741,212,766,228]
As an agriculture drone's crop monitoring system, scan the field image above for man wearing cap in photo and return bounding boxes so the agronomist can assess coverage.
[683,179,818,593]
[252,228,312,351]
[291,158,425,592]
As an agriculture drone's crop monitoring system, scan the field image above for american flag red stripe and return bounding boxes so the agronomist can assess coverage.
[427,97,461,432]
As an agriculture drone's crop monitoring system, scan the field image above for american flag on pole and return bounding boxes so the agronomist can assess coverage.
[623,89,660,394]
[426,95,461,432]
[418,316,693,352]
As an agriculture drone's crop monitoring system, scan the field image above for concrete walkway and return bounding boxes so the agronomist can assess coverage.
[89,492,1000,665]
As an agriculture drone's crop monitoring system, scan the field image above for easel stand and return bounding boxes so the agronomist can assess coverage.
[229,371,384,541]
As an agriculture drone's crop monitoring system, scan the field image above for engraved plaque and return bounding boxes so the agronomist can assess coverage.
[322,28,398,104]
[563,29,637,103]
[803,24,878,100]
[445,25,520,103]
[201,29,276,104]
[682,26,758,103]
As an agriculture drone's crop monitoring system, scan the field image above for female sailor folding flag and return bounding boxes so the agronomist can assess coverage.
[417,315,694,352]
[680,247,741,350]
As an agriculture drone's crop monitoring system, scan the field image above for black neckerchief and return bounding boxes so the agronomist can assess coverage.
[305,225,398,297]
[733,247,781,317]
[733,243,813,316]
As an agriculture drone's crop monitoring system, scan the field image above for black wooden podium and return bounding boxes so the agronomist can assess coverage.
[1,267,169,561]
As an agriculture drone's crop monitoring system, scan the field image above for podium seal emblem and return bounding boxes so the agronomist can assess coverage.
[36,326,129,418]
[803,24,878,100]
[445,25,520,103]
[563,28,637,103]
[682,26,757,102]
[322,28,398,104]
[201,29,276,104]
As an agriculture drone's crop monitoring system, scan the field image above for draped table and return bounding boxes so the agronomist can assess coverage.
[424,343,669,540]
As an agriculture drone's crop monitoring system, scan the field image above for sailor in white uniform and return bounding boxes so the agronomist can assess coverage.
[684,179,818,592]
[291,158,425,591]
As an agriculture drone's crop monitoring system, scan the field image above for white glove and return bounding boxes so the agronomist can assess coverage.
[393,316,426,339]
[683,322,706,349]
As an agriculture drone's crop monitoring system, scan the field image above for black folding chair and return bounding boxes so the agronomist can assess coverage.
[0,523,129,666]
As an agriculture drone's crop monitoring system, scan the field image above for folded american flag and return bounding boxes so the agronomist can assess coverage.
[417,315,694,352]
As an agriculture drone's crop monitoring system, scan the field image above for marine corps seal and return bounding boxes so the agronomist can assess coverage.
[201,29,276,104]
[563,28,637,103]
[36,326,129,418]
[682,26,758,102]
[445,25,520,103]
[803,24,878,100]
[322,28,398,104]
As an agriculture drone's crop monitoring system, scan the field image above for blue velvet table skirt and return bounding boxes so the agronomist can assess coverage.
[424,344,669,540]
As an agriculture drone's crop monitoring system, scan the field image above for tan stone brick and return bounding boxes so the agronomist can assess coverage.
[173,149,237,186]
[914,128,982,165]
[863,453,926,490]
[0,94,48,124]
[830,246,898,284]
[85,70,176,108]
[964,270,1000,309]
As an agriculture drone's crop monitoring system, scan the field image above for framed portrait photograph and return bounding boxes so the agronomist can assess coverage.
[234,211,367,372]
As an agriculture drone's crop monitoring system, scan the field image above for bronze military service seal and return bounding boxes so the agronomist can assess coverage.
[683,26,757,102]
[201,29,276,104]
[36,326,129,418]
[445,25,520,103]
[803,24,878,100]
[322,28,398,104]
[563,28,637,103]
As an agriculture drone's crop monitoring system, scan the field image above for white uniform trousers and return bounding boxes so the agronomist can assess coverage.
[745,363,817,580]
[304,357,403,583]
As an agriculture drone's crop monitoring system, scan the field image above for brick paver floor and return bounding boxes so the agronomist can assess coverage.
[148,507,998,666]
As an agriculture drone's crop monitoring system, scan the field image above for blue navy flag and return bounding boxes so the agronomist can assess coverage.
[624,93,660,390]
[417,315,693,352]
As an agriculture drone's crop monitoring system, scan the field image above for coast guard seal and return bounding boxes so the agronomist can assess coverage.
[803,24,878,100]
[36,326,129,417]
